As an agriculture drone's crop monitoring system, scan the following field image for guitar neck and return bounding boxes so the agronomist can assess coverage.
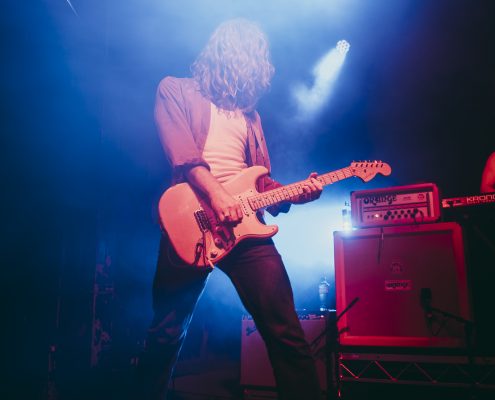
[249,167,354,211]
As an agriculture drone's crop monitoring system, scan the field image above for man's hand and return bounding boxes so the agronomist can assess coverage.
[186,165,243,223]
[210,189,244,223]
[291,172,323,204]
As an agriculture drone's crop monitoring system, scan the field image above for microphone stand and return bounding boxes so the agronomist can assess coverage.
[420,287,477,398]
[311,297,359,400]
[428,305,475,359]
[420,288,475,358]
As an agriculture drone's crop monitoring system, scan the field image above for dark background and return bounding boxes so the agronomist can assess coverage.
[2,0,494,398]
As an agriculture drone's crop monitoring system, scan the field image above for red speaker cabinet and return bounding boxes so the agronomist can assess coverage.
[334,222,470,347]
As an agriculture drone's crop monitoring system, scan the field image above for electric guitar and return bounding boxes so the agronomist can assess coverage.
[158,161,391,267]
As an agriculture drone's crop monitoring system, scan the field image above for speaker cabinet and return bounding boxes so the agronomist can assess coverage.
[334,222,470,347]
[240,315,328,390]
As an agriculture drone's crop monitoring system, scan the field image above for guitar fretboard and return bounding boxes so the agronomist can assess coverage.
[248,167,354,210]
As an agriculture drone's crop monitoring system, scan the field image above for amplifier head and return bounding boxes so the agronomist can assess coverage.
[350,183,441,228]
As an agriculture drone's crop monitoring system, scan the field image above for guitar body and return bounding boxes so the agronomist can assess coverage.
[158,166,278,267]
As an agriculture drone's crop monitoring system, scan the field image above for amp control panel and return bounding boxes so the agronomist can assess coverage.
[350,183,441,228]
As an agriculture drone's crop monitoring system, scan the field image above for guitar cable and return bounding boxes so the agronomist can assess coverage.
[199,230,215,270]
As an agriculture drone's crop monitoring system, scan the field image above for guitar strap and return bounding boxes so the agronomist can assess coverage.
[246,118,270,168]
[246,117,271,195]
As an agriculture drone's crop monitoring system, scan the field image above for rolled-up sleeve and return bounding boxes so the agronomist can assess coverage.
[154,77,209,181]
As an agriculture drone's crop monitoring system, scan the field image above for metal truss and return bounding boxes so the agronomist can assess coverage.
[339,353,495,389]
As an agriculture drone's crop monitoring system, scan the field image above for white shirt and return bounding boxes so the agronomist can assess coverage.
[202,103,248,184]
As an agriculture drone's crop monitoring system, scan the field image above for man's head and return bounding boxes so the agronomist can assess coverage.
[191,18,274,113]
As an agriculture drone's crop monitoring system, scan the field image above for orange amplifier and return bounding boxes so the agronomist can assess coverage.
[350,183,441,228]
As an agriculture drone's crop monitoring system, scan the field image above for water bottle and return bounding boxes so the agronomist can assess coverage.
[318,277,330,312]
[341,201,352,231]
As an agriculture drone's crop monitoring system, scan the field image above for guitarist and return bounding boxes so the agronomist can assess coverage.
[139,19,323,400]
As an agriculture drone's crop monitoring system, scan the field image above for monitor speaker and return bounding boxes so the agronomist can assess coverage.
[240,314,328,390]
[334,222,470,347]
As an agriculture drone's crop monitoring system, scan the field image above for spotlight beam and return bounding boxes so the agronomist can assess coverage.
[292,40,350,120]
[64,0,79,16]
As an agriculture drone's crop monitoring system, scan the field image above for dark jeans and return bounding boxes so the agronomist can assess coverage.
[138,234,321,400]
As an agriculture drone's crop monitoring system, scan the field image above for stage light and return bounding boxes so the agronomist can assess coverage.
[336,40,350,55]
[292,39,350,120]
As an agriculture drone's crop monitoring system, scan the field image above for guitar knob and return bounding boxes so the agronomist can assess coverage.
[210,250,218,258]
[214,238,224,248]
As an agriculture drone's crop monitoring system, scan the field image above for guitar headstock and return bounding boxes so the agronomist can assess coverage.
[350,160,392,182]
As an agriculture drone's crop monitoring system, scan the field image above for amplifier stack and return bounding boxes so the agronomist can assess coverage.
[337,183,473,349]
[339,183,495,353]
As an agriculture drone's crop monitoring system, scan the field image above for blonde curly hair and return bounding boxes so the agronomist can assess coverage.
[191,18,274,113]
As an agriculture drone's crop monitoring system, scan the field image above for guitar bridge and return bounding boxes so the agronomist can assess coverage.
[194,209,211,232]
